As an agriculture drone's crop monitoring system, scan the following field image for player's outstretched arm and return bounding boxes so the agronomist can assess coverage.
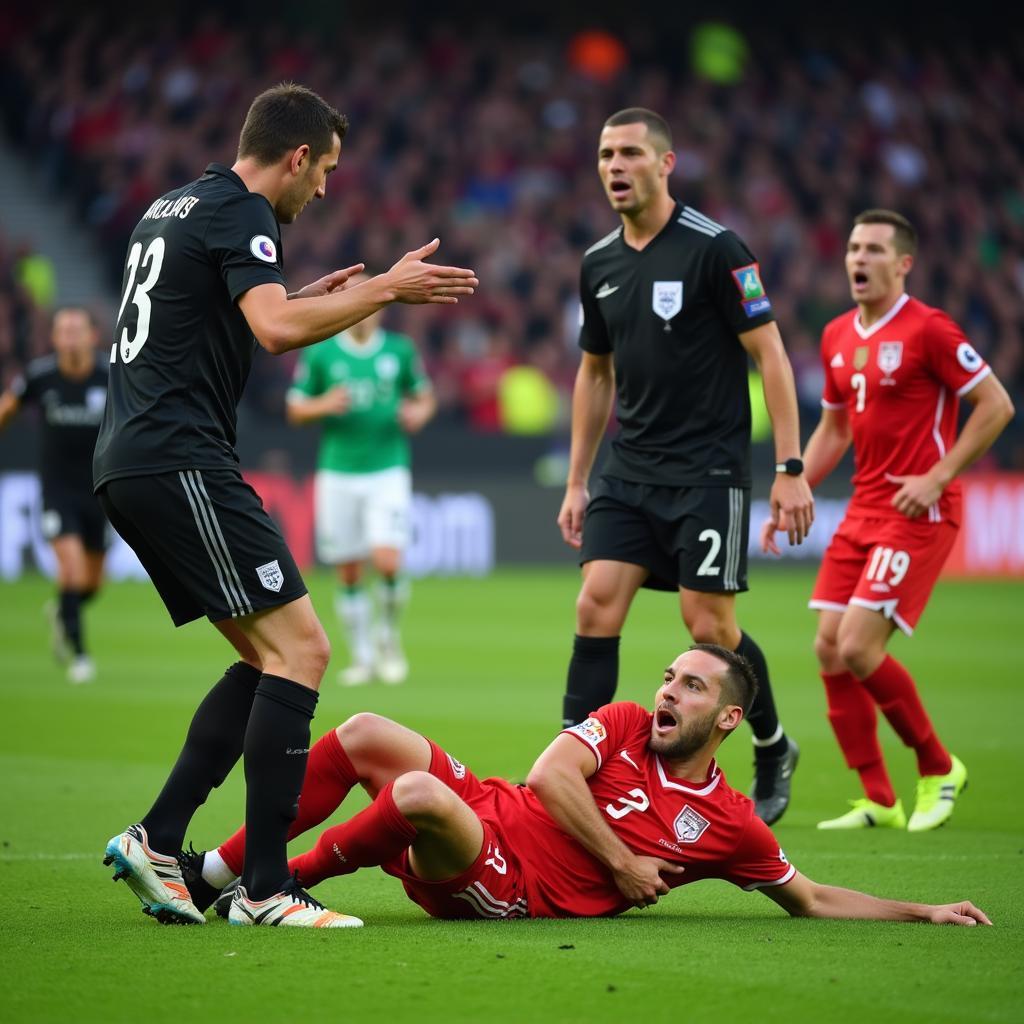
[238,239,478,354]
[760,407,851,555]
[557,352,615,548]
[762,870,992,926]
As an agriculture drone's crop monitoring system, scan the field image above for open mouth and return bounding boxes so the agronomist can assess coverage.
[852,271,869,288]
[610,180,631,196]
[655,707,677,731]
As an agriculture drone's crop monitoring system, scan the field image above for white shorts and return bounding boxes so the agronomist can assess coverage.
[314,467,412,564]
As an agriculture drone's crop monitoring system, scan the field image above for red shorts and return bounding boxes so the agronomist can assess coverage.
[382,742,531,920]
[810,514,958,635]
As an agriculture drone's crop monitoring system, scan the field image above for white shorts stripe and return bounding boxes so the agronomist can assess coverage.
[451,883,527,919]
[179,471,246,617]
[190,471,253,616]
[723,488,742,590]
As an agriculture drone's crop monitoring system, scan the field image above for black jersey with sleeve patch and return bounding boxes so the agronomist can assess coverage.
[93,164,286,489]
[11,355,108,495]
[578,202,776,487]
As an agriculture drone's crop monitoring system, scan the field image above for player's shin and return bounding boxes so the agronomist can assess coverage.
[823,671,896,805]
[563,634,620,727]
[735,632,788,758]
[288,781,417,887]
[140,661,262,854]
[240,675,318,900]
[215,726,360,876]
[859,656,952,776]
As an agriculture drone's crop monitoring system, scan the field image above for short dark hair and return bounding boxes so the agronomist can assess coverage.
[238,83,349,166]
[688,643,759,718]
[853,209,918,257]
[604,107,672,152]
[53,305,98,329]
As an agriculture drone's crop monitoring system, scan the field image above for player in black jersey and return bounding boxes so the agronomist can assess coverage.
[0,307,108,684]
[557,109,814,825]
[96,83,477,928]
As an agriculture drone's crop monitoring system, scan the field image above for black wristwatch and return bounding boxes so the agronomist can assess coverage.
[775,458,804,476]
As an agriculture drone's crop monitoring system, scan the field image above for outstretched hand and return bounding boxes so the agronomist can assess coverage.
[386,239,478,305]
[291,263,366,300]
[928,901,993,927]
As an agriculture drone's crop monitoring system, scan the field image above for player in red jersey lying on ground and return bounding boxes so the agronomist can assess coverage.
[180,644,990,927]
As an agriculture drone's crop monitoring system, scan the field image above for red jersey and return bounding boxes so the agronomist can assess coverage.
[820,294,991,524]
[483,702,794,918]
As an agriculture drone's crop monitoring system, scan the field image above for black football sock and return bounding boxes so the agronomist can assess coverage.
[241,674,319,900]
[563,635,620,728]
[80,588,98,605]
[140,661,262,854]
[59,589,84,656]
[734,632,788,759]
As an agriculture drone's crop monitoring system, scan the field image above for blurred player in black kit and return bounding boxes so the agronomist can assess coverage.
[95,83,477,928]
[0,306,108,684]
[558,108,814,824]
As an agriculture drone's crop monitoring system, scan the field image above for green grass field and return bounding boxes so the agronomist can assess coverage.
[1,567,1022,1024]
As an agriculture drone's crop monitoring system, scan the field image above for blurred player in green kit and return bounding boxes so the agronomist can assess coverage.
[287,272,436,685]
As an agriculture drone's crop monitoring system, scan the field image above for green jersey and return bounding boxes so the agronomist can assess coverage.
[289,328,430,473]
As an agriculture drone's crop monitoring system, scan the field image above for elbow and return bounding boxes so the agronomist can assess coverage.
[1000,393,1016,427]
[255,331,294,356]
[525,763,553,794]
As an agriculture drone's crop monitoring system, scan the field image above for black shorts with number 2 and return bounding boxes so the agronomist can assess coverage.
[97,468,307,626]
[580,475,750,593]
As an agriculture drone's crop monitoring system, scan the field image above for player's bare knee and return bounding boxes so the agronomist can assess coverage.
[814,631,842,672]
[391,771,451,822]
[686,612,732,647]
[336,712,389,753]
[575,586,622,633]
[837,636,876,678]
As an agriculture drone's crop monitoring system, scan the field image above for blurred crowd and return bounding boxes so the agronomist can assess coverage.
[0,10,1021,464]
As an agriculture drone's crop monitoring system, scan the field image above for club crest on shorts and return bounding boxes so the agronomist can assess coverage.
[255,559,284,592]
[877,341,903,378]
[652,281,683,326]
[674,804,711,844]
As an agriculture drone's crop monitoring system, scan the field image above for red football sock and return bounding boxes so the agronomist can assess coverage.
[822,670,896,806]
[859,656,953,777]
[218,728,359,875]
[288,781,417,887]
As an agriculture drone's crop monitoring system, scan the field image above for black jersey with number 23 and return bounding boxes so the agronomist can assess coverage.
[93,164,286,490]
[579,202,776,488]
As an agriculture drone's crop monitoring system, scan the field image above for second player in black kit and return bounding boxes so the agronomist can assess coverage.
[97,83,477,929]
[0,307,109,683]
[558,109,814,825]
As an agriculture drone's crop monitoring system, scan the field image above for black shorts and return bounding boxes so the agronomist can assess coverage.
[40,484,109,553]
[97,469,308,627]
[580,476,750,593]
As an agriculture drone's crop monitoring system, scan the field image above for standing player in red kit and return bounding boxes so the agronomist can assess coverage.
[178,645,989,927]
[763,210,1014,832]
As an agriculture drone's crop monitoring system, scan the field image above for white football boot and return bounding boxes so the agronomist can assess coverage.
[228,880,363,928]
[103,824,206,924]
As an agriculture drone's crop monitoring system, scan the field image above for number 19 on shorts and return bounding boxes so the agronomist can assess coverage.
[866,546,911,586]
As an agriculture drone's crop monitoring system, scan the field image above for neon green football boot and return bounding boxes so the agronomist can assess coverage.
[907,755,968,832]
[817,798,907,830]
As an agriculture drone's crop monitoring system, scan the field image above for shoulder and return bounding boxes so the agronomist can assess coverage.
[384,331,416,352]
[823,308,857,339]
[582,226,623,269]
[708,768,758,825]
[25,354,58,381]
[674,205,731,243]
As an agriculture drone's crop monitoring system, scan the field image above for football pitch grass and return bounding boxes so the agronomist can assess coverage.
[1,567,1021,1024]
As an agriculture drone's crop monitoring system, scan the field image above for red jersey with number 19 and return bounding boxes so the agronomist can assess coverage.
[498,702,794,917]
[820,294,990,524]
